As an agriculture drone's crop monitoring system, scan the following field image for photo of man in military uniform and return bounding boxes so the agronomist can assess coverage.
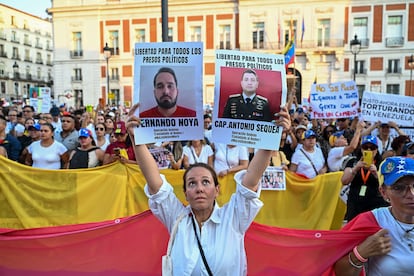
[222,69,272,122]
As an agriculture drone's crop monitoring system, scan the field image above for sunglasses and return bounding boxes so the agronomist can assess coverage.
[389,183,414,196]
[361,145,377,151]
[95,127,105,131]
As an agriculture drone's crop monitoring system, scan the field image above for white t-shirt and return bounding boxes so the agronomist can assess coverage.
[291,146,325,178]
[28,140,67,169]
[183,144,214,165]
[327,146,347,172]
[214,143,248,174]
[367,207,414,275]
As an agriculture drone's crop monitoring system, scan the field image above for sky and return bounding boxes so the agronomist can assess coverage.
[2,0,52,18]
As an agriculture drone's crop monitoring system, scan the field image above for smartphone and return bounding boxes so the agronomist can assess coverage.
[113,148,121,156]
[362,150,373,167]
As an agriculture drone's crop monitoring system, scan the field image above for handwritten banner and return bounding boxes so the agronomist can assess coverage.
[309,81,359,119]
[211,50,287,150]
[361,91,414,126]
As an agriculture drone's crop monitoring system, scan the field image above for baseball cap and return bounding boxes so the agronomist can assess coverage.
[50,106,60,116]
[361,135,378,147]
[78,128,92,138]
[304,129,316,139]
[329,131,345,146]
[28,123,41,131]
[296,107,304,114]
[379,157,414,186]
[295,125,307,132]
[402,142,414,156]
[114,121,126,134]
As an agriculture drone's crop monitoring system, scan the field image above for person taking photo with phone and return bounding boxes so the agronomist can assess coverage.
[341,135,389,221]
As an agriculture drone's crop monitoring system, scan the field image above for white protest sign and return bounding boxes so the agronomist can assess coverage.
[361,91,414,127]
[133,42,204,144]
[309,81,359,119]
[211,50,287,150]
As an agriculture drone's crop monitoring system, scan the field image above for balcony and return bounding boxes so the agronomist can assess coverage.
[0,51,7,58]
[385,36,404,47]
[46,61,52,66]
[353,69,367,76]
[35,59,44,65]
[24,57,32,62]
[71,76,83,82]
[239,39,345,52]
[12,54,20,60]
[26,74,32,80]
[70,50,83,58]
[110,75,120,81]
[0,33,6,40]
[386,67,402,74]
[35,43,43,49]
[360,38,369,48]
[10,37,20,44]
[23,40,32,46]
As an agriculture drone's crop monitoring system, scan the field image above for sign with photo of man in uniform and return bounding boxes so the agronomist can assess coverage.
[212,50,287,150]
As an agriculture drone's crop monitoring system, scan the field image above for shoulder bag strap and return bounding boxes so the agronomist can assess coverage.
[190,214,213,276]
[300,148,319,176]
[165,212,187,259]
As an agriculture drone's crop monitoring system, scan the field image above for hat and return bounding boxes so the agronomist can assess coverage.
[380,123,389,127]
[296,107,304,114]
[361,135,378,147]
[114,121,126,134]
[379,157,414,186]
[62,111,75,119]
[107,111,115,118]
[78,128,92,138]
[329,131,345,147]
[402,142,414,156]
[304,129,316,139]
[295,125,307,132]
[28,123,41,131]
[50,106,60,116]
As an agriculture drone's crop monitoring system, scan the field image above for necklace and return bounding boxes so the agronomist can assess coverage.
[390,208,414,251]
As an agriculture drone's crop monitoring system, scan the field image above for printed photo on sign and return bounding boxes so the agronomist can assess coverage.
[149,147,170,169]
[212,50,287,150]
[260,167,286,191]
[133,42,204,145]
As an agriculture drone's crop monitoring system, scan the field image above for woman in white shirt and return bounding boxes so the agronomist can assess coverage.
[125,103,291,275]
[214,143,249,177]
[182,139,214,169]
[26,123,68,169]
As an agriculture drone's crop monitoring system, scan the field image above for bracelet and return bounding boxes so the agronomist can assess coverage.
[353,246,368,263]
[348,253,363,269]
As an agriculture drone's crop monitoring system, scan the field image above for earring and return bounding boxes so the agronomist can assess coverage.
[386,198,390,202]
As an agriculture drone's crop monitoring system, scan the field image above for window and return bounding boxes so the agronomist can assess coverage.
[252,22,265,49]
[73,68,82,81]
[219,25,231,49]
[37,67,42,80]
[47,54,51,65]
[11,31,17,42]
[386,84,400,94]
[356,60,366,74]
[11,16,16,26]
[26,65,31,80]
[353,17,368,47]
[111,68,119,80]
[357,85,365,99]
[386,15,403,47]
[190,26,202,42]
[0,44,5,57]
[135,29,145,43]
[317,19,331,47]
[24,34,30,45]
[1,82,5,94]
[0,62,4,76]
[72,32,82,57]
[167,28,173,42]
[387,59,400,73]
[109,30,119,55]
[284,20,296,45]
[36,52,42,64]
[24,49,30,62]
[46,40,51,50]
[12,47,18,59]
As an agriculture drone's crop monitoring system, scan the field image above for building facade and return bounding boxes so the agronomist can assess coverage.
[0,4,53,104]
[48,0,414,108]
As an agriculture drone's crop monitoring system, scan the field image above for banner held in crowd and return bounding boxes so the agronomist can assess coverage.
[309,81,359,119]
[133,42,204,144]
[361,91,414,126]
[212,50,287,150]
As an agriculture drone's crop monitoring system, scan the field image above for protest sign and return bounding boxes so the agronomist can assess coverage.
[212,50,287,150]
[29,87,52,113]
[309,81,359,119]
[361,91,414,126]
[260,167,286,191]
[133,42,203,144]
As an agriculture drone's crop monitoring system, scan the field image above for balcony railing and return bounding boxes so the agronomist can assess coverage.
[23,40,32,46]
[110,75,120,81]
[12,54,20,60]
[24,57,32,62]
[239,39,345,51]
[0,51,7,58]
[35,59,44,64]
[35,43,43,49]
[70,50,83,58]
[385,36,404,47]
[71,76,83,82]
[386,67,402,74]
[10,37,20,44]
[0,33,6,40]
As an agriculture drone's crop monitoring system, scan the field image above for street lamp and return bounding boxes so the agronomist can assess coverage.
[103,43,111,105]
[408,54,414,95]
[12,62,19,100]
[350,35,361,81]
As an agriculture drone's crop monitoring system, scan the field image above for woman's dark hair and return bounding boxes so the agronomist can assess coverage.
[322,125,336,140]
[391,135,410,151]
[182,163,219,192]
[95,122,106,131]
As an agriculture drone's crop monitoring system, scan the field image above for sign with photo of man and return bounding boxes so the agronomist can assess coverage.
[133,42,204,144]
[212,50,287,150]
